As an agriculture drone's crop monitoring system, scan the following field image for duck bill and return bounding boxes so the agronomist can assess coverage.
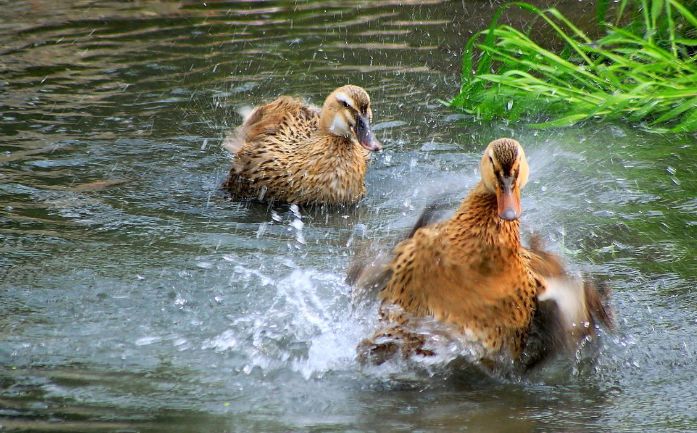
[496,177,521,221]
[355,115,382,152]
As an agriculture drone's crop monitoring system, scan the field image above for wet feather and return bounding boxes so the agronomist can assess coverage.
[222,86,380,205]
[354,138,613,371]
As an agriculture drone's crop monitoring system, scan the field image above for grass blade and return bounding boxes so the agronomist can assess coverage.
[449,0,697,133]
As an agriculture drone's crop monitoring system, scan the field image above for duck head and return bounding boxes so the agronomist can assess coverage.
[480,138,529,221]
[319,85,382,152]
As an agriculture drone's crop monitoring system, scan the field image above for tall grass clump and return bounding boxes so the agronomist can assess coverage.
[449,0,697,133]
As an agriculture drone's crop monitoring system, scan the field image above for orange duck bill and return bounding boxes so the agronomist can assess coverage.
[354,115,382,152]
[496,175,521,221]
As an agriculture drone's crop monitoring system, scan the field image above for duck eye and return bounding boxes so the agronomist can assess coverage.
[488,155,494,165]
[341,100,350,108]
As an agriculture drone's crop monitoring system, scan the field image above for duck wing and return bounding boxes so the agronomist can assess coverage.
[521,235,614,370]
[223,96,320,155]
[525,234,613,331]
[347,199,450,302]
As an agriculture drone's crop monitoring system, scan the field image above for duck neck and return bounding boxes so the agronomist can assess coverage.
[312,131,360,155]
[329,134,357,151]
[451,181,521,249]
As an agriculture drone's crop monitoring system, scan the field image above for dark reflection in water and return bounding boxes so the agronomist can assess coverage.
[1,1,696,432]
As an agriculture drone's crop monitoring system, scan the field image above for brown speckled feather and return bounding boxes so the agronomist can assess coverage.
[223,87,378,205]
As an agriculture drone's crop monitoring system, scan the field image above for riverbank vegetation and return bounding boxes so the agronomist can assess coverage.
[449,0,697,133]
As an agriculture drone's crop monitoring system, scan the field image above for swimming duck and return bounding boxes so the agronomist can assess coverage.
[222,85,382,205]
[354,138,612,370]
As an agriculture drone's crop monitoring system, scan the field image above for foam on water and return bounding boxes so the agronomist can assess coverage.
[198,257,378,381]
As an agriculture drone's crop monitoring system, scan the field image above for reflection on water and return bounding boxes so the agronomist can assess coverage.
[1,1,696,432]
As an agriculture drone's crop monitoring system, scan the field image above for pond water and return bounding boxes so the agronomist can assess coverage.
[1,1,696,432]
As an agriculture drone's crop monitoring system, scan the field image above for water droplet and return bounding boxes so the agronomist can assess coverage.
[135,336,161,346]
[593,210,615,217]
[290,219,304,230]
[202,330,237,352]
[256,222,268,238]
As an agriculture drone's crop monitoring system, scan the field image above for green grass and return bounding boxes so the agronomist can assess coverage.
[449,0,697,133]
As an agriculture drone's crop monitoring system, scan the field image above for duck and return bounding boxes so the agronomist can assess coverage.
[222,85,382,206]
[352,138,612,371]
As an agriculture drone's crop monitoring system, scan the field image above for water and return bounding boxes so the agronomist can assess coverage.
[1,1,696,432]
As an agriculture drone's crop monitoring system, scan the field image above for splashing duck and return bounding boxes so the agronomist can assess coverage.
[353,138,612,371]
[222,85,382,205]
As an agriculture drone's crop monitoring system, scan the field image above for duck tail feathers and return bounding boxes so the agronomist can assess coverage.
[221,129,245,155]
[221,105,258,155]
[237,105,255,123]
